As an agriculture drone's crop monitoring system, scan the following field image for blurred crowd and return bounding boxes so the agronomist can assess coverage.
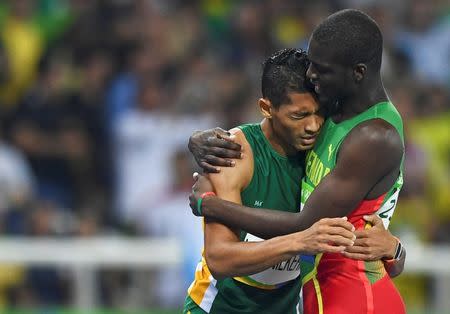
[0,0,448,311]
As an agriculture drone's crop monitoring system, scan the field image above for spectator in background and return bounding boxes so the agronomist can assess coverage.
[113,76,213,225]
[144,150,203,307]
[65,49,114,224]
[0,129,34,235]
[0,0,446,311]
[395,0,450,87]
[23,201,70,307]
[106,43,157,126]
[10,53,88,210]
[0,129,34,308]
[0,0,44,108]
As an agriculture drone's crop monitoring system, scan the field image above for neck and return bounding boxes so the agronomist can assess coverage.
[334,75,388,122]
[260,119,297,157]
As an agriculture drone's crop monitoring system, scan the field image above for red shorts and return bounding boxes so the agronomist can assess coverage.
[302,195,406,314]
[302,270,405,314]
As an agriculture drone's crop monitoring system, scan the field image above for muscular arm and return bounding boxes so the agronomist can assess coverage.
[203,130,301,279]
[201,120,403,239]
[203,129,355,279]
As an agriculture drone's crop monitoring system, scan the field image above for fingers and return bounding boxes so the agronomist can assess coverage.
[189,193,199,216]
[203,155,234,168]
[213,128,241,145]
[207,146,241,161]
[321,226,356,242]
[319,217,355,232]
[341,251,374,261]
[325,235,355,247]
[353,230,370,239]
[342,238,384,261]
[363,215,384,227]
[220,134,238,144]
[342,243,378,261]
[199,161,221,173]
[354,220,388,239]
[213,127,232,139]
[206,137,242,157]
[352,237,371,247]
[320,244,347,254]
[344,241,371,253]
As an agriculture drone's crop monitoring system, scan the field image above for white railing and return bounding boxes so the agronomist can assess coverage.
[0,237,182,310]
[0,237,449,311]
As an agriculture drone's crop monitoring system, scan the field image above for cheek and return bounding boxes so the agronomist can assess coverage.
[280,122,293,140]
[274,119,298,140]
[286,121,307,139]
[323,75,340,89]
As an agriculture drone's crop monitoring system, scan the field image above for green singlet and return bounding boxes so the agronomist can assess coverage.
[184,123,304,314]
[299,101,405,314]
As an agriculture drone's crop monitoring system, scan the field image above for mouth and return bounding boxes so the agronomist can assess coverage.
[300,135,317,146]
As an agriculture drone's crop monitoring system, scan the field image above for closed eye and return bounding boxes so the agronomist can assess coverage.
[290,113,307,120]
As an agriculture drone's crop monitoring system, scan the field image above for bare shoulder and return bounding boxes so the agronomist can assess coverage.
[339,119,403,169]
[343,119,403,156]
[208,128,254,192]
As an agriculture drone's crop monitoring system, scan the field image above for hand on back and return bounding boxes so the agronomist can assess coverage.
[342,214,398,261]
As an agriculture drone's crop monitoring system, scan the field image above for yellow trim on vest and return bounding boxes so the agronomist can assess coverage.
[301,253,324,313]
[234,276,279,290]
[301,253,322,285]
[188,254,212,305]
[312,276,324,314]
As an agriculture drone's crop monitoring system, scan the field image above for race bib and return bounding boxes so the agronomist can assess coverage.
[235,233,301,288]
[375,184,401,229]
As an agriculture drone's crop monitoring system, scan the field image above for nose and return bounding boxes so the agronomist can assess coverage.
[306,64,317,82]
[305,115,321,134]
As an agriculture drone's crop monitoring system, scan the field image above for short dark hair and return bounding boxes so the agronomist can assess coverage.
[261,48,314,108]
[311,9,383,70]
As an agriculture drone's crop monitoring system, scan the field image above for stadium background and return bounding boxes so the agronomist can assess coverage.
[0,0,448,313]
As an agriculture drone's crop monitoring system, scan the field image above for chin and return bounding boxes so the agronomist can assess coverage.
[297,143,314,151]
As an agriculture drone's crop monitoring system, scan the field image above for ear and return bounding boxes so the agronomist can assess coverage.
[259,98,272,119]
[353,63,367,82]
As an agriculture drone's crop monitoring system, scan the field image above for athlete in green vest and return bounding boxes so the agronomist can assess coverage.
[188,9,406,314]
[183,49,357,314]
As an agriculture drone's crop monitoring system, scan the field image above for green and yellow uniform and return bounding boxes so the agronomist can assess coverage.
[184,123,304,314]
[300,101,405,314]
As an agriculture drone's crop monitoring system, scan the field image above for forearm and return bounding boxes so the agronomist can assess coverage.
[203,197,307,239]
[201,172,362,239]
[206,233,300,279]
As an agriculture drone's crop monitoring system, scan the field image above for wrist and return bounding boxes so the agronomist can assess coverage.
[383,236,402,262]
[287,231,305,255]
[199,192,216,217]
[382,235,398,260]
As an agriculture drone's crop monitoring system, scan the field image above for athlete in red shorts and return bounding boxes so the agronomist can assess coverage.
[187,9,406,314]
